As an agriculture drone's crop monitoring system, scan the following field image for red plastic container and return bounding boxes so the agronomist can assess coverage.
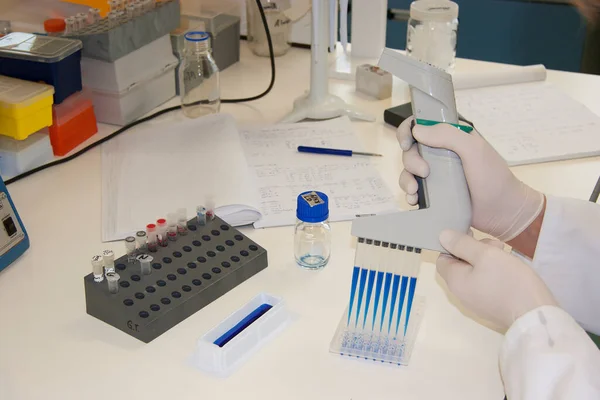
[48,90,98,156]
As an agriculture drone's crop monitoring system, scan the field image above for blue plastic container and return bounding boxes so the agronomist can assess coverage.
[0,33,83,105]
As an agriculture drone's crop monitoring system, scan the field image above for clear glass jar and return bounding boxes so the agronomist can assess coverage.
[294,191,331,270]
[179,31,221,118]
[247,0,293,57]
[406,0,459,72]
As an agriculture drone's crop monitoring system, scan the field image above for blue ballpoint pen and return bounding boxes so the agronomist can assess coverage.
[297,146,382,157]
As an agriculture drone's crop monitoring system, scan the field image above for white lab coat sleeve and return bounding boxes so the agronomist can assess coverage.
[530,195,600,335]
[500,305,600,400]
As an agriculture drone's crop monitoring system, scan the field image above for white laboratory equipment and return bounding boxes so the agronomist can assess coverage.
[280,0,373,123]
[179,31,221,118]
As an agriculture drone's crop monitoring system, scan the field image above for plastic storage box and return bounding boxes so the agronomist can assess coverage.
[49,90,98,156]
[81,35,177,125]
[0,32,83,105]
[0,76,54,140]
[0,131,54,180]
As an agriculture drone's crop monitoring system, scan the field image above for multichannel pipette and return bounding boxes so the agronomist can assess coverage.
[331,50,472,366]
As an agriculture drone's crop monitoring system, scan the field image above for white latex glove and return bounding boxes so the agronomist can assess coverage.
[397,116,544,242]
[437,229,558,330]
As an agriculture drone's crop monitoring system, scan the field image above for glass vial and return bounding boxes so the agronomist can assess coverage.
[294,191,331,270]
[406,0,459,72]
[179,31,220,118]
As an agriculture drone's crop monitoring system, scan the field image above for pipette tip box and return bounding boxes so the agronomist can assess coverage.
[0,131,54,180]
[0,76,54,141]
[0,33,83,105]
[191,293,291,377]
[49,89,98,156]
[84,216,268,343]
[329,297,425,366]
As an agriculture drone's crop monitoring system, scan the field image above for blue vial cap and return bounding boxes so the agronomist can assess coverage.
[296,191,329,223]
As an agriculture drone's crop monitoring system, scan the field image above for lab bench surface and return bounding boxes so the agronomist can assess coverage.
[1,42,600,400]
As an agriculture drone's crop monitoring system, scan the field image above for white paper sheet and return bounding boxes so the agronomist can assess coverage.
[101,113,260,241]
[455,81,600,166]
[239,117,399,228]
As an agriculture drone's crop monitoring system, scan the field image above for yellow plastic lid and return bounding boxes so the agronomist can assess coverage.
[0,76,55,112]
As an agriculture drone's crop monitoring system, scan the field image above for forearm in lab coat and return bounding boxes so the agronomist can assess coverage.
[500,306,600,400]
[531,195,600,335]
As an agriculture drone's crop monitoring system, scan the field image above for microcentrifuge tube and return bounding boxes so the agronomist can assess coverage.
[91,255,104,283]
[64,17,76,34]
[88,8,101,24]
[156,219,168,247]
[75,13,88,31]
[206,199,216,221]
[102,249,115,274]
[196,206,207,226]
[136,254,153,275]
[107,11,118,28]
[166,213,178,241]
[106,272,120,294]
[125,236,137,262]
[108,0,118,11]
[177,208,188,235]
[133,1,143,16]
[146,224,158,252]
[126,4,136,19]
[135,230,147,249]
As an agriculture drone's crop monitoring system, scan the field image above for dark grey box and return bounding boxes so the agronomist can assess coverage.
[84,216,268,343]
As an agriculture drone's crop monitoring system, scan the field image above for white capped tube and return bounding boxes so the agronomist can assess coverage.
[102,249,115,274]
[136,254,153,275]
[135,230,147,249]
[91,254,104,282]
[125,236,137,262]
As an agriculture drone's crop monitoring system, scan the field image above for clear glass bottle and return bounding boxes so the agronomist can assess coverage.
[179,31,221,118]
[294,191,331,270]
[406,0,459,72]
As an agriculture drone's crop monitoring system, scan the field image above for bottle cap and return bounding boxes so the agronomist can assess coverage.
[296,191,329,223]
[44,18,66,33]
[410,0,458,22]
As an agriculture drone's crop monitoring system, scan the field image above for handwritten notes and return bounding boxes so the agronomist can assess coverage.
[455,81,600,166]
[239,117,399,228]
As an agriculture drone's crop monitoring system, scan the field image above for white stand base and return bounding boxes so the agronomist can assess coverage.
[281,92,375,123]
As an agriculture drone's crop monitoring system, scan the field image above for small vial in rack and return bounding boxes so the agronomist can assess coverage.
[64,17,76,34]
[196,205,206,226]
[103,250,115,274]
[135,230,147,249]
[156,219,168,247]
[88,8,101,24]
[91,255,104,282]
[177,208,188,235]
[146,224,158,252]
[167,213,178,241]
[125,236,137,262]
[106,272,120,294]
[136,254,153,275]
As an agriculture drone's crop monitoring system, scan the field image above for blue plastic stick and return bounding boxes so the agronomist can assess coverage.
[362,269,377,328]
[347,266,360,326]
[395,276,409,336]
[213,304,273,347]
[404,277,417,336]
[387,274,401,334]
[355,268,369,327]
[371,271,384,330]
[379,272,393,332]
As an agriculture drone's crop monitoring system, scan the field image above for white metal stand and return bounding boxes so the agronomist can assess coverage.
[280,0,374,123]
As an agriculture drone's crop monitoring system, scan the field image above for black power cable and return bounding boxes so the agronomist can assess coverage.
[5,0,275,185]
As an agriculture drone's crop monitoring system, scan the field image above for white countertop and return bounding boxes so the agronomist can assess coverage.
[1,43,599,400]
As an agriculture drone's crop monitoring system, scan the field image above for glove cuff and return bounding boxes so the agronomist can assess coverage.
[496,185,544,242]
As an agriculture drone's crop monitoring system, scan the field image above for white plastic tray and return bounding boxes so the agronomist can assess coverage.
[191,293,291,378]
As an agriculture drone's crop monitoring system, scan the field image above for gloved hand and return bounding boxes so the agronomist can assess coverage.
[397,116,544,242]
[437,229,558,330]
